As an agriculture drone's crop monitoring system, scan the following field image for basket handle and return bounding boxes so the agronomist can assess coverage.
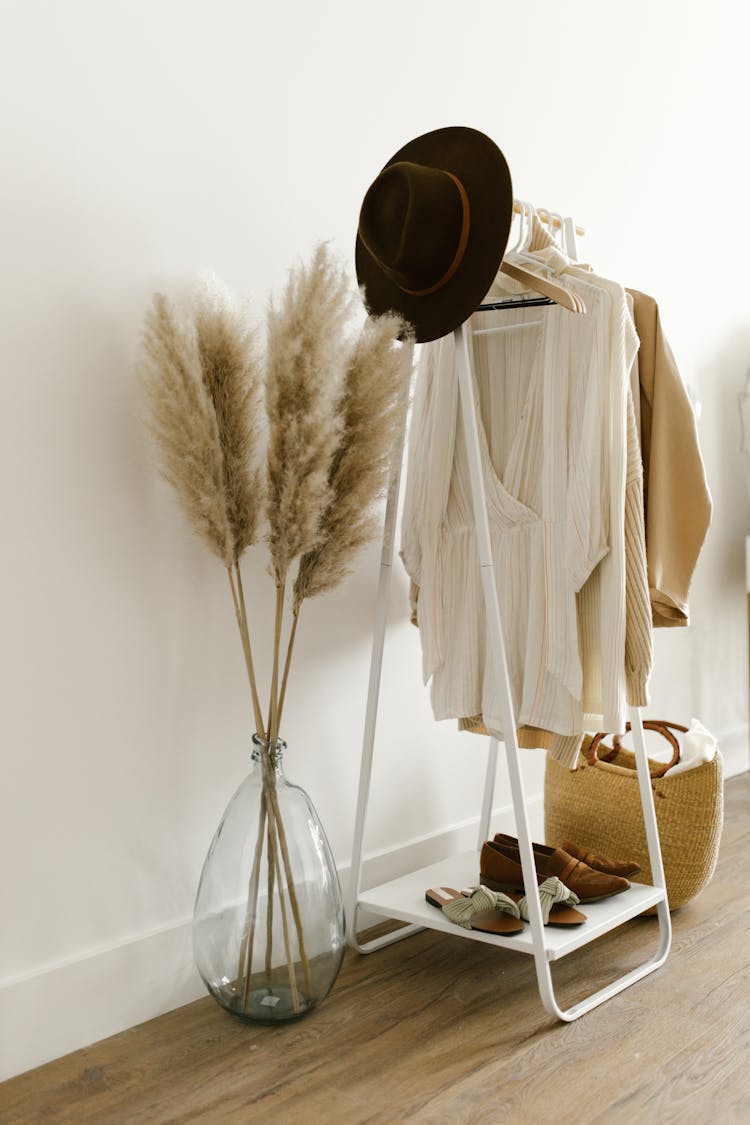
[586,720,687,778]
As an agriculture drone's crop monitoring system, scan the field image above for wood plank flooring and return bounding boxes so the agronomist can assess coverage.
[2,774,749,1124]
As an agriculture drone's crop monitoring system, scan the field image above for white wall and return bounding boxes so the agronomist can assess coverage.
[1,0,748,1080]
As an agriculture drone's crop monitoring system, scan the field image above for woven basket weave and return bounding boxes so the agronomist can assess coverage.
[544,725,724,911]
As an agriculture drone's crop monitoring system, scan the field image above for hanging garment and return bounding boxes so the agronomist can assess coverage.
[459,372,651,739]
[626,289,712,626]
[562,264,642,727]
[398,228,652,769]
[401,268,617,767]
[622,379,653,703]
[482,223,651,723]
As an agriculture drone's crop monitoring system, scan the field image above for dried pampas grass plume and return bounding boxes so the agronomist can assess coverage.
[141,292,235,566]
[140,281,264,566]
[293,312,413,609]
[193,278,265,559]
[265,242,355,585]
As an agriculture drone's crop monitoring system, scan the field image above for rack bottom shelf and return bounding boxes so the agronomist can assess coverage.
[358,850,665,961]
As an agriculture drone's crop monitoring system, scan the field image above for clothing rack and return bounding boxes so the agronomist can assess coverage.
[346,296,672,1022]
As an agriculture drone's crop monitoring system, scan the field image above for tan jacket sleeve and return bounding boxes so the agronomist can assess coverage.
[627,289,712,626]
[623,383,652,704]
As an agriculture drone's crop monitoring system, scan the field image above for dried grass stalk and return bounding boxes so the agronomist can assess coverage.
[293,313,412,608]
[141,280,264,565]
[141,293,235,565]
[265,242,355,584]
[193,279,265,560]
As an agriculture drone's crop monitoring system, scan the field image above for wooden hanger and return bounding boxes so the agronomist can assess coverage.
[513,200,585,237]
[499,260,585,314]
[502,199,586,313]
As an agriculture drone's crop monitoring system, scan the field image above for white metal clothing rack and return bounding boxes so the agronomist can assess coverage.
[346,308,672,1023]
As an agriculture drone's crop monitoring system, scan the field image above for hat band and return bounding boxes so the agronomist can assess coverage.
[400,172,471,297]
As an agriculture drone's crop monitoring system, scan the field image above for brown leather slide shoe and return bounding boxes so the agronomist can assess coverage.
[495,832,641,879]
[561,840,641,878]
[480,840,630,903]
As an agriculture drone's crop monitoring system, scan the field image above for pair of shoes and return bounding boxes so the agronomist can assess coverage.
[480,836,630,903]
[494,832,640,879]
[426,880,586,931]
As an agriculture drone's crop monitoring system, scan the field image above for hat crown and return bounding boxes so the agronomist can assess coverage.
[358,161,466,294]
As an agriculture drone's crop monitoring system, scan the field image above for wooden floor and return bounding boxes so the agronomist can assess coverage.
[3,775,750,1124]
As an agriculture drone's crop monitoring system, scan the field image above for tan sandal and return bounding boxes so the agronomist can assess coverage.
[502,878,586,928]
[425,886,524,935]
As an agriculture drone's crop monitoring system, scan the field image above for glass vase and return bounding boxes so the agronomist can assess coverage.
[193,735,345,1023]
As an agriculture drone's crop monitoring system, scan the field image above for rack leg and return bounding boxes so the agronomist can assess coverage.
[535,708,672,1019]
[506,725,670,1022]
[454,323,670,1020]
[476,737,499,850]
[628,706,672,951]
[347,344,423,954]
[453,323,551,975]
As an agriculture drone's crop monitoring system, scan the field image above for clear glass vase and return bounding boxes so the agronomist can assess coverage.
[193,735,345,1023]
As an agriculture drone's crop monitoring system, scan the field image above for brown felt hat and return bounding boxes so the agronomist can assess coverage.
[355,126,513,343]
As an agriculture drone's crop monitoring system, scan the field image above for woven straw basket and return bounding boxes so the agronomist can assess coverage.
[544,721,724,911]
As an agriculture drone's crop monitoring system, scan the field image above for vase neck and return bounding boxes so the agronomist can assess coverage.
[252,733,286,775]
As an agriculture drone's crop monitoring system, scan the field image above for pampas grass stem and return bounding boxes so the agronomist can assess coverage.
[227,567,265,740]
[267,582,285,746]
[265,820,275,984]
[266,781,312,997]
[239,770,301,1014]
[234,562,265,739]
[259,748,301,1012]
[239,792,266,1008]
[269,813,299,1012]
[276,605,300,735]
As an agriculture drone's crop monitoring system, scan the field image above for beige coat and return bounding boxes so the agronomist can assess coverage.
[627,290,712,626]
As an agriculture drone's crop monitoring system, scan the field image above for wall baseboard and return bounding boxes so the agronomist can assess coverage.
[2,731,747,1082]
[0,793,540,1082]
[0,918,202,1083]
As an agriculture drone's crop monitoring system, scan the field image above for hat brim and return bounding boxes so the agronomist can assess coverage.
[355,126,513,343]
